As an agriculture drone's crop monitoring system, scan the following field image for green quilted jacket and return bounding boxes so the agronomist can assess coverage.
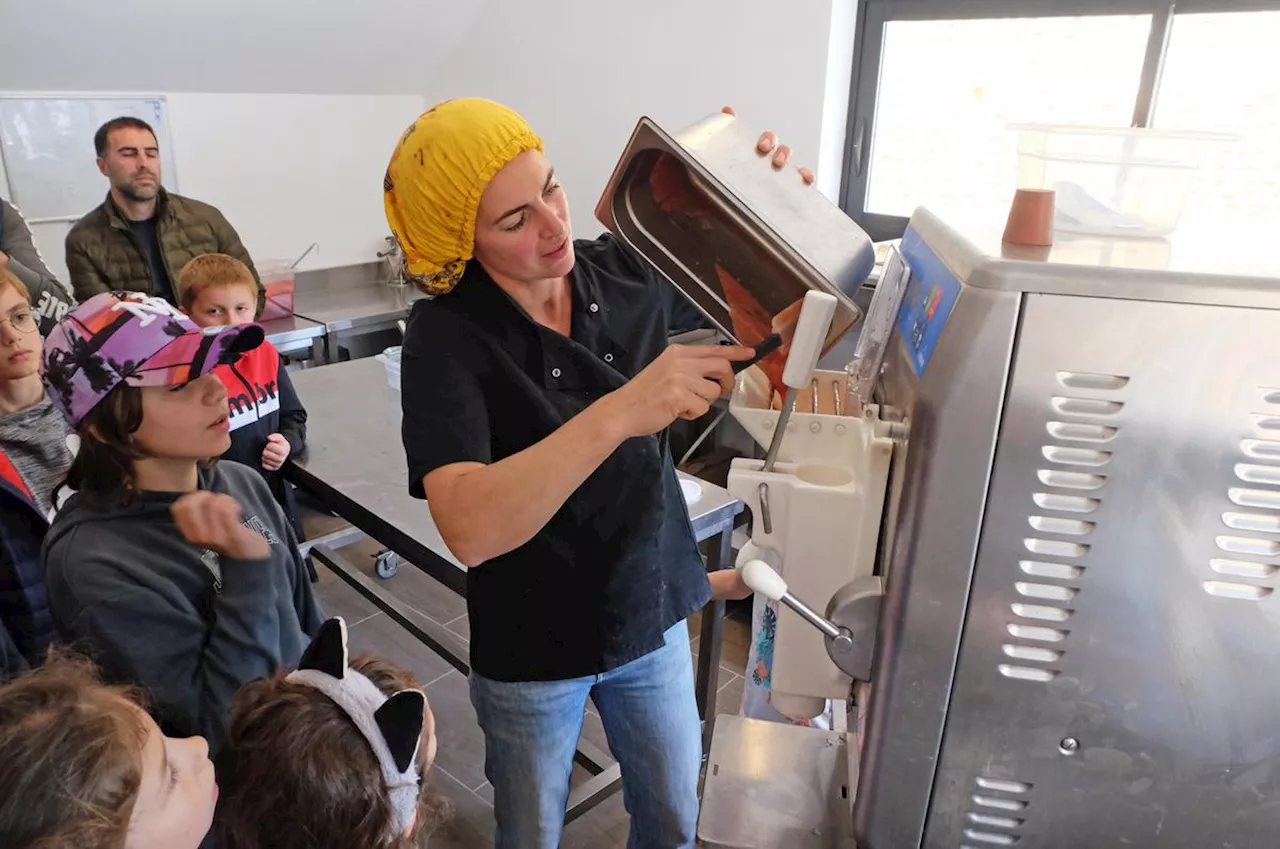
[65,188,264,314]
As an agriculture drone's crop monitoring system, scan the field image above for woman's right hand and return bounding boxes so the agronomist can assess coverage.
[172,491,271,561]
[596,344,754,440]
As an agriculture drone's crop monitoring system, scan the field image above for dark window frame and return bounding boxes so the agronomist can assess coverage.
[839,0,1280,241]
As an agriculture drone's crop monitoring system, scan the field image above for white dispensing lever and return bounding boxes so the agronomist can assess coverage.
[739,559,853,653]
[761,290,839,473]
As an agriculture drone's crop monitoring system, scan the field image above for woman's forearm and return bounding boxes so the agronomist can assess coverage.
[424,398,626,567]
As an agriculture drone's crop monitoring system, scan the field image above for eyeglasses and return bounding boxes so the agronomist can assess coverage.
[0,311,38,335]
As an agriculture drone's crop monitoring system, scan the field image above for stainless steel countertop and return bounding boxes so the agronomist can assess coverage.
[289,357,742,571]
[259,314,325,352]
[293,282,425,333]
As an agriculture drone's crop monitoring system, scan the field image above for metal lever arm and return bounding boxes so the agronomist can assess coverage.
[739,559,883,682]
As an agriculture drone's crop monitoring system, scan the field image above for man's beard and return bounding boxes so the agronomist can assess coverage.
[117,176,159,203]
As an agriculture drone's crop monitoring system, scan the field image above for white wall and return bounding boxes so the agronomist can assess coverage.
[0,0,479,96]
[166,93,424,271]
[423,0,850,239]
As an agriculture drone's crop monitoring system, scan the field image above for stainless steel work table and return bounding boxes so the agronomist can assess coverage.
[286,356,744,822]
[292,281,424,363]
[258,314,326,358]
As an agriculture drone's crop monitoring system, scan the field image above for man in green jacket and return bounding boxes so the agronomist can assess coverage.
[64,116,264,314]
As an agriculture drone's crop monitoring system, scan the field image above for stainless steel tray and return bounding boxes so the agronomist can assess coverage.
[595,113,874,354]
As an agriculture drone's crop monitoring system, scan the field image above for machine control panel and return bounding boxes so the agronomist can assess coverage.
[897,226,962,376]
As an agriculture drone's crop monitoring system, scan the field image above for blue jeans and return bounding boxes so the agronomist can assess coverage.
[470,621,702,849]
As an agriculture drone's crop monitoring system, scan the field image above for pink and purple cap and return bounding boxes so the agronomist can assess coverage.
[42,292,263,428]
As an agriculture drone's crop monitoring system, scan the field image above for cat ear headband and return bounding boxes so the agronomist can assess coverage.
[287,618,425,835]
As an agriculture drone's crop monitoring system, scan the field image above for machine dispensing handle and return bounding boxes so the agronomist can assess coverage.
[761,291,839,473]
[780,291,838,391]
[740,559,883,682]
[740,560,851,649]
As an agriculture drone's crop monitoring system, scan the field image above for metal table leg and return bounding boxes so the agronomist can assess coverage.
[696,528,735,753]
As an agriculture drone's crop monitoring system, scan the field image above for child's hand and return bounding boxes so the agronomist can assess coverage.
[261,433,291,471]
[173,492,271,561]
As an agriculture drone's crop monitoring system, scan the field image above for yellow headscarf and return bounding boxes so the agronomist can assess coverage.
[383,98,544,295]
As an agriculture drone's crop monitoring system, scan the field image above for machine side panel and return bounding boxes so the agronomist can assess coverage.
[924,294,1280,848]
[853,265,1021,845]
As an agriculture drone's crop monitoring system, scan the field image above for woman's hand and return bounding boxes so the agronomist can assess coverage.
[595,344,755,440]
[722,105,816,185]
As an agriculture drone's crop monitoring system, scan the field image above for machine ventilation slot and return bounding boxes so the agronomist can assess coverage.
[1228,488,1280,510]
[1042,446,1111,467]
[1216,536,1280,557]
[998,664,1059,683]
[1007,624,1068,642]
[1037,469,1106,490]
[976,777,1032,795]
[1024,538,1088,558]
[1252,415,1280,434]
[1015,582,1077,602]
[1203,581,1273,601]
[973,795,1028,813]
[1046,421,1117,443]
[962,830,1019,846]
[1262,388,1280,406]
[968,813,1025,830]
[1056,371,1129,392]
[1028,516,1094,536]
[1210,559,1278,579]
[1051,396,1123,417]
[962,775,1033,846]
[1002,644,1062,663]
[1019,560,1084,580]
[1033,493,1100,514]
[1011,603,1072,622]
[1223,513,1280,534]
[1241,439,1280,461]
[1236,463,1280,486]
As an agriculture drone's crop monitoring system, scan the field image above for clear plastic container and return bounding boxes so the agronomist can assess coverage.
[257,261,296,321]
[1012,124,1234,238]
[376,346,402,391]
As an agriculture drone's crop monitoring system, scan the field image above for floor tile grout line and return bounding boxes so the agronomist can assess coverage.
[421,667,457,690]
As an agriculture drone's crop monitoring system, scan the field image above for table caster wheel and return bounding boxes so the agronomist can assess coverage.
[375,551,400,579]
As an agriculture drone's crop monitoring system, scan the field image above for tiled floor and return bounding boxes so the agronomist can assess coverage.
[301,509,754,849]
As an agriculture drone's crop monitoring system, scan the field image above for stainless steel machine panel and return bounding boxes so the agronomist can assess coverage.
[924,293,1280,847]
[854,238,1022,849]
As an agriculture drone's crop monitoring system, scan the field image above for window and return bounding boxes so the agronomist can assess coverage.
[1154,11,1280,268]
[842,1,1280,243]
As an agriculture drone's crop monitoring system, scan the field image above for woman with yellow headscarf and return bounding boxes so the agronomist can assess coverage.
[386,98,809,849]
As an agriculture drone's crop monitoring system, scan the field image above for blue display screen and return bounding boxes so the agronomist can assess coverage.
[896,225,963,376]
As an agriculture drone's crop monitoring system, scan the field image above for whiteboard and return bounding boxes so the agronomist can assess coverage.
[0,95,178,223]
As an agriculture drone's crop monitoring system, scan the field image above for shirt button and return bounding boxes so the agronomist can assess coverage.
[589,303,600,314]
[604,353,615,363]
[551,367,562,378]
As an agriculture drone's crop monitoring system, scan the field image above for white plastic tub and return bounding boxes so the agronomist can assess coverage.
[376,346,402,391]
[1013,124,1234,238]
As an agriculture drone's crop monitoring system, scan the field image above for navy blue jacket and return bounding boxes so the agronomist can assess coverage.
[0,449,54,682]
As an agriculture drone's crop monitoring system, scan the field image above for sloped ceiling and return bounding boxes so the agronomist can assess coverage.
[0,0,485,94]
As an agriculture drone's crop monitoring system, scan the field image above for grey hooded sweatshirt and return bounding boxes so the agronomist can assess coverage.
[43,460,323,752]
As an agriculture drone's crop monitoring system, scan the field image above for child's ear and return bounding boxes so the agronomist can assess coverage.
[296,617,348,678]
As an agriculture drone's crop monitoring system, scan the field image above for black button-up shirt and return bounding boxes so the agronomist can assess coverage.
[400,235,711,682]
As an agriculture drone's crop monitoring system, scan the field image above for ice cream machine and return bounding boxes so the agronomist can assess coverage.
[598,113,1280,848]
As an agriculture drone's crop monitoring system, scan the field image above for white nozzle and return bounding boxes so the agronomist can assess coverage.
[781,291,838,390]
[740,559,788,602]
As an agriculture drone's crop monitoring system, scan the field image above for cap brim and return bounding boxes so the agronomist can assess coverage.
[125,323,266,388]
